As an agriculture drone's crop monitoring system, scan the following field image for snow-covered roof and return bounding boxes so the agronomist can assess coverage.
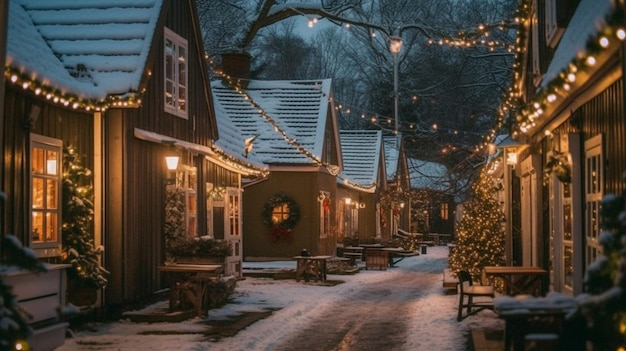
[211,79,333,165]
[409,158,451,192]
[383,135,401,181]
[337,130,382,192]
[6,0,163,102]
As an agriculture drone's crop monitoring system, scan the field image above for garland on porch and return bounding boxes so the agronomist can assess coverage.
[262,194,300,242]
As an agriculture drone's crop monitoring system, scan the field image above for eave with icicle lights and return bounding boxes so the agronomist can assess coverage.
[4,66,145,112]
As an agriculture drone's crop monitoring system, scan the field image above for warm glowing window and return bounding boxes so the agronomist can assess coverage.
[31,135,62,255]
[272,203,290,224]
[164,27,188,118]
[440,203,449,220]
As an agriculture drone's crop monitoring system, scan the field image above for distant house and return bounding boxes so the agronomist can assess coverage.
[382,135,411,239]
[501,0,625,295]
[409,158,455,236]
[3,0,258,313]
[211,75,343,260]
[337,130,387,243]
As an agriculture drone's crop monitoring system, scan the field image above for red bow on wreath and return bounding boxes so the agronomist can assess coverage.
[269,225,292,242]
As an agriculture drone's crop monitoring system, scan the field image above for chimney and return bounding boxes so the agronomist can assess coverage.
[220,51,251,88]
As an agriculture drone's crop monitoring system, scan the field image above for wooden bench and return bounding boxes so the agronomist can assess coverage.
[443,268,459,290]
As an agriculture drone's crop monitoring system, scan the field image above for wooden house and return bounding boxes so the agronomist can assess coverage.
[502,0,625,295]
[382,135,411,240]
[3,0,258,313]
[211,75,343,260]
[408,158,456,237]
[337,130,387,244]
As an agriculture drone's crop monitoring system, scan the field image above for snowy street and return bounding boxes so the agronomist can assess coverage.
[58,246,504,350]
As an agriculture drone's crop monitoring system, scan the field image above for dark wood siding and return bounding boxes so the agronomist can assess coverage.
[578,80,625,195]
[2,87,93,250]
[103,0,219,305]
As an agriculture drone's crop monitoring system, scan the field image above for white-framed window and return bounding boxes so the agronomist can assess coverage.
[585,135,603,268]
[30,134,63,257]
[164,27,188,118]
[545,0,564,48]
[531,0,541,79]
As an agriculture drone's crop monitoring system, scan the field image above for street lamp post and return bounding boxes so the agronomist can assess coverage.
[389,36,403,146]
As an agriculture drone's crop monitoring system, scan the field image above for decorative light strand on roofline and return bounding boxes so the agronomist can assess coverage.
[496,0,625,143]
[337,175,377,192]
[4,66,144,112]
[214,70,340,176]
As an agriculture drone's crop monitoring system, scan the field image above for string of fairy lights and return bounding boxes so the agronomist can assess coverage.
[503,0,626,141]
[5,1,624,160]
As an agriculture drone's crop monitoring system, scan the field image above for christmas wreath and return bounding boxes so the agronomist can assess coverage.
[262,194,300,242]
[543,150,572,184]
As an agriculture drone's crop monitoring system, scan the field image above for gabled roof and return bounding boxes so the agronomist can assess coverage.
[211,79,336,166]
[409,158,451,192]
[338,130,383,193]
[383,135,401,181]
[6,0,163,107]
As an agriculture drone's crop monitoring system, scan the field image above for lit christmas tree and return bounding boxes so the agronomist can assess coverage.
[449,168,505,283]
[62,145,108,289]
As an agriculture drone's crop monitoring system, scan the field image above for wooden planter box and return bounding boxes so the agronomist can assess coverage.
[1,264,70,351]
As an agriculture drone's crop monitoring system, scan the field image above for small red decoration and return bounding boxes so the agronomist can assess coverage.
[323,198,330,212]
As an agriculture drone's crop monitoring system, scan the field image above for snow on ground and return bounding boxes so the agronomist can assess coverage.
[58,246,504,350]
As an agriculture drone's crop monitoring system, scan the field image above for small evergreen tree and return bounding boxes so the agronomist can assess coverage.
[62,145,108,289]
[449,168,506,284]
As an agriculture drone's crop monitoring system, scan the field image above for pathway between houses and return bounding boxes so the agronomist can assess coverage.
[59,247,496,350]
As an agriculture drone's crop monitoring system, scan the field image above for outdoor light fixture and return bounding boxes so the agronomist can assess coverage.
[165,155,179,171]
[345,197,352,205]
[389,36,403,54]
[163,141,180,171]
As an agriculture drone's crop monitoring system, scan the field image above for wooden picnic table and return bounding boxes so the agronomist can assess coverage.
[293,255,332,282]
[484,266,547,296]
[158,264,223,316]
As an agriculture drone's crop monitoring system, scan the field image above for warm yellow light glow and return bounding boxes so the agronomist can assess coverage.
[165,155,179,171]
[344,197,352,205]
[617,28,626,40]
[389,36,403,54]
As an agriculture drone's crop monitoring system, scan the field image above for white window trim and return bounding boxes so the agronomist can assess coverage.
[164,27,188,119]
[545,0,564,48]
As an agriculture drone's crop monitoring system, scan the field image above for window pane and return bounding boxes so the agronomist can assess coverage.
[46,212,57,241]
[46,179,57,209]
[32,147,45,174]
[178,86,186,112]
[165,81,175,107]
[32,212,43,242]
[46,150,58,175]
[33,177,44,208]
